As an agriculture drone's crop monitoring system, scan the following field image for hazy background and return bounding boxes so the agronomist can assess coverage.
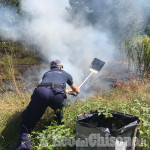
[0,0,150,97]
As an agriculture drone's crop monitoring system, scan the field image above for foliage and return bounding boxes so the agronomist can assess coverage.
[0,0,21,8]
[63,98,116,129]
[0,78,149,150]
[0,41,40,81]
[0,41,36,57]
[145,24,150,37]
[142,37,150,73]
[31,93,150,150]
[122,35,150,76]
[31,124,75,150]
[145,17,150,37]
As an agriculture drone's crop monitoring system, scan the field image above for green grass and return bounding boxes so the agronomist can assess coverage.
[0,41,149,149]
[0,91,55,150]
[0,79,149,150]
[29,79,150,150]
[0,92,30,150]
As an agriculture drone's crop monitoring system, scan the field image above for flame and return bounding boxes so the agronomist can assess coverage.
[116,79,123,88]
[115,75,137,88]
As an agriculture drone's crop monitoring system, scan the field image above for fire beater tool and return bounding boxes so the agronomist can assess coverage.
[71,58,105,96]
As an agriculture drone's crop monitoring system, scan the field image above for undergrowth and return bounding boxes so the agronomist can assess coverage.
[0,92,30,150]
[0,41,40,81]
[30,82,150,150]
[0,58,149,150]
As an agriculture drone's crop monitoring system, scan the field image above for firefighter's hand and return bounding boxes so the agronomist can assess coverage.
[66,90,78,96]
[66,89,73,95]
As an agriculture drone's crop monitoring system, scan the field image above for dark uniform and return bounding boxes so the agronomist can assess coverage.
[17,67,73,150]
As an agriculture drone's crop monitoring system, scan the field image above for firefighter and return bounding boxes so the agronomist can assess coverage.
[16,59,80,150]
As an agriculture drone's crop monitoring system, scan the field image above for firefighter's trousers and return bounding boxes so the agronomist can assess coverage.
[16,86,65,150]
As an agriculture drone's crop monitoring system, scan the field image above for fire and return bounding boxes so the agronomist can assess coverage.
[116,79,122,88]
[115,75,137,88]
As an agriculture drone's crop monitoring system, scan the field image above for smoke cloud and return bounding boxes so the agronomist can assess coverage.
[0,0,150,97]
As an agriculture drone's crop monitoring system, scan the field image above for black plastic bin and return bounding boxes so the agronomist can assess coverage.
[76,110,140,150]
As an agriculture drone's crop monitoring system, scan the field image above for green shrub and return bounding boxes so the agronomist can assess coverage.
[31,124,75,150]
[31,96,150,150]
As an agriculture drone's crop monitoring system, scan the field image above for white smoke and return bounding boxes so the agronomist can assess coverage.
[0,0,150,97]
[20,0,115,78]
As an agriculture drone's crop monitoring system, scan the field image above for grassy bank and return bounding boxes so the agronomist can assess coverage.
[0,92,30,149]
[0,41,40,81]
[0,79,149,150]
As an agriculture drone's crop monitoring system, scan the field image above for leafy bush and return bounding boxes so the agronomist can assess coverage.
[31,95,150,150]
[31,124,75,150]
